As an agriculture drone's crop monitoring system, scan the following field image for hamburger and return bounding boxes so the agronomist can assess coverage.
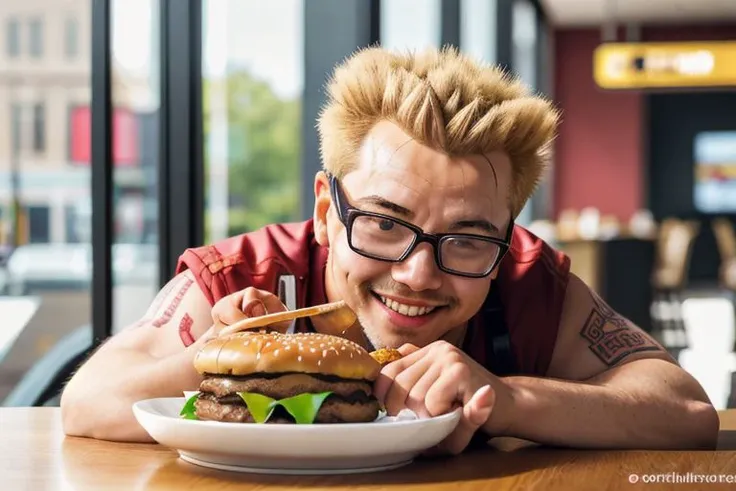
[189,331,382,424]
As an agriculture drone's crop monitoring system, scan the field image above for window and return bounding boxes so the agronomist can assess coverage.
[29,18,43,58]
[27,206,51,243]
[6,18,20,57]
[380,0,441,52]
[65,17,79,59]
[694,131,736,213]
[33,103,45,153]
[202,0,304,241]
[460,0,498,63]
[111,0,161,332]
[512,0,541,226]
[11,104,22,153]
[0,2,91,408]
[512,0,537,89]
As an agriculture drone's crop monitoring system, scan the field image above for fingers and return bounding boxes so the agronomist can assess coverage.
[405,364,444,417]
[381,360,441,417]
[212,290,249,327]
[397,343,420,356]
[373,341,498,456]
[423,363,470,417]
[436,385,495,455]
[373,346,429,409]
[242,298,268,318]
[211,287,290,333]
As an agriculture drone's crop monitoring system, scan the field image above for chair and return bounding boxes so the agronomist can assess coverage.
[650,219,700,357]
[2,325,93,407]
[713,218,736,291]
[712,218,736,353]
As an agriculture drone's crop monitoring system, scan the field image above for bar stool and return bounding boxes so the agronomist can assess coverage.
[650,218,700,357]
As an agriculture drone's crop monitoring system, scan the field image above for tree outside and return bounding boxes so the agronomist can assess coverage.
[203,69,301,242]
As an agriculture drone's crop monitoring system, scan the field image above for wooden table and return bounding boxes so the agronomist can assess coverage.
[3,408,736,490]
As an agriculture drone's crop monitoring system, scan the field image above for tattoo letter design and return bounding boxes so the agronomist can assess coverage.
[580,292,661,365]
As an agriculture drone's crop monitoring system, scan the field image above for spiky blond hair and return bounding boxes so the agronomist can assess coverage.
[317,46,560,217]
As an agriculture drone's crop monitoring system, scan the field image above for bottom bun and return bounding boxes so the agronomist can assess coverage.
[194,395,380,424]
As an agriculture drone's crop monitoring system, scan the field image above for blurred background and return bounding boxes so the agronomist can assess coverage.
[1,0,735,410]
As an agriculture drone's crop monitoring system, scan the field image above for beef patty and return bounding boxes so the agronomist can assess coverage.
[194,372,380,424]
[199,372,373,399]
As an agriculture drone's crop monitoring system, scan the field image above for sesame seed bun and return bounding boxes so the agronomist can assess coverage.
[194,331,381,381]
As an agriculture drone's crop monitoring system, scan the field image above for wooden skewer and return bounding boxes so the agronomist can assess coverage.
[217,300,351,337]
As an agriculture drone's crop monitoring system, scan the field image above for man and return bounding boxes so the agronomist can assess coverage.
[61,47,718,451]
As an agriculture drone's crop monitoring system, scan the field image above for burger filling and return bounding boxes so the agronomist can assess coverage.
[183,372,380,424]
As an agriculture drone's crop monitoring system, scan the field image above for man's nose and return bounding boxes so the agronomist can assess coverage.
[390,242,443,291]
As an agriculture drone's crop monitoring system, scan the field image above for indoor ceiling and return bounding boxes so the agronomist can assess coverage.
[540,0,736,26]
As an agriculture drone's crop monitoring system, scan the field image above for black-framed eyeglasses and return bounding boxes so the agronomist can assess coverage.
[328,174,514,278]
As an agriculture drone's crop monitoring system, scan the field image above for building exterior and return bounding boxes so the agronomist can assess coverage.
[0,0,153,246]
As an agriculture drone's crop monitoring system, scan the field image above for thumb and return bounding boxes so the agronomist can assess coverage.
[464,385,495,426]
[212,288,288,327]
[243,290,291,332]
[437,385,495,455]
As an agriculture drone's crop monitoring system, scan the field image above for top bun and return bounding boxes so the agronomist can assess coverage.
[194,331,381,381]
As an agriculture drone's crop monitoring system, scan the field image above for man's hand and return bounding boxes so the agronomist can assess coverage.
[211,287,291,335]
[372,341,513,455]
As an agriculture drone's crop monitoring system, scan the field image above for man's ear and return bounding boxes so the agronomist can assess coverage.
[313,171,331,246]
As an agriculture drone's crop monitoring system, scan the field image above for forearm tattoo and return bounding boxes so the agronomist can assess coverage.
[579,291,662,366]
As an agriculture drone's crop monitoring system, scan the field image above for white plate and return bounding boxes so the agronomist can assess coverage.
[132,397,462,475]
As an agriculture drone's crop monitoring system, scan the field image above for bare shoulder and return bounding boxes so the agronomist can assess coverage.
[101,269,214,358]
[546,273,675,380]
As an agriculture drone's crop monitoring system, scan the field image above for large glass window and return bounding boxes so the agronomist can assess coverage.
[460,0,498,63]
[512,0,540,226]
[380,0,441,52]
[0,0,92,404]
[512,0,537,89]
[111,0,160,333]
[202,0,304,242]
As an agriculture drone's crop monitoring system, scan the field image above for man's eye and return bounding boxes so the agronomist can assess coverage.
[378,220,395,231]
[450,239,475,249]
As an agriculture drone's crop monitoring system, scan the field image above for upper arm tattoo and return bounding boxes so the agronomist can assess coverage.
[152,277,194,327]
[579,291,662,366]
[130,273,195,331]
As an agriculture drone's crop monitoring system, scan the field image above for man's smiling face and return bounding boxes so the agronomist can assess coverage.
[315,121,513,350]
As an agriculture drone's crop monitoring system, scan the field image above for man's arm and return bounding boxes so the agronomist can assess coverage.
[487,273,719,449]
[60,270,214,442]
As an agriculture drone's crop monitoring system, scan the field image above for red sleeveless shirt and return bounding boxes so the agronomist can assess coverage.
[175,219,570,377]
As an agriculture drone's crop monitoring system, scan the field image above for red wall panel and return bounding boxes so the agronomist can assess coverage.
[552,24,736,221]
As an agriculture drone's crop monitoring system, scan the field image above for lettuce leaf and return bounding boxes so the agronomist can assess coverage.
[180,392,200,420]
[237,392,333,424]
[278,392,333,424]
[238,392,277,423]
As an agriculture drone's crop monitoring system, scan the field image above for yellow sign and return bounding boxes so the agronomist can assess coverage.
[593,41,736,89]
